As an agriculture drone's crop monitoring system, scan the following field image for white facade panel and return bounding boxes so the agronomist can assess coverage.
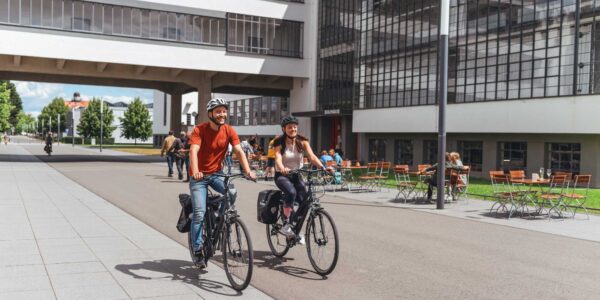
[234,125,281,137]
[353,95,600,134]
[0,27,309,78]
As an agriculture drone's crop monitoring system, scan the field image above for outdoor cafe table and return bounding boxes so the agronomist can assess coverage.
[510,178,551,217]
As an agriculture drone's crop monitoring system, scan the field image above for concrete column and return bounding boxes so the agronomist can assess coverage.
[170,93,182,134]
[527,141,545,177]
[196,79,211,124]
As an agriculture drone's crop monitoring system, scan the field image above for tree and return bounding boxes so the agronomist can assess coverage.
[120,97,152,145]
[6,81,22,129]
[38,97,69,135]
[0,81,14,133]
[16,111,35,133]
[77,98,115,140]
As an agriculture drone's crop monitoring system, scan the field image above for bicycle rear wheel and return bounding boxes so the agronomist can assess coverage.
[306,209,339,276]
[266,215,290,257]
[222,217,254,291]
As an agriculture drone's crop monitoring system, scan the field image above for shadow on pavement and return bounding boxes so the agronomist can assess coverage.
[114,259,243,297]
[252,250,326,281]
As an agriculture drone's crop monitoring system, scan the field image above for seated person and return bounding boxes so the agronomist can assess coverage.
[319,150,334,166]
[420,153,465,203]
[329,149,343,166]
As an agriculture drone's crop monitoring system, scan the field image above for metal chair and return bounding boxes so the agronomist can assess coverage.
[489,172,517,218]
[374,162,392,191]
[449,166,470,204]
[561,174,591,220]
[539,174,569,219]
[358,162,378,191]
[394,165,416,203]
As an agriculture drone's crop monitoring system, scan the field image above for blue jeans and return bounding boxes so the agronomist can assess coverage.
[166,154,174,175]
[188,171,237,252]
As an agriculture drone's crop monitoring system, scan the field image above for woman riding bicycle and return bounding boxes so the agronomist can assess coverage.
[273,115,330,239]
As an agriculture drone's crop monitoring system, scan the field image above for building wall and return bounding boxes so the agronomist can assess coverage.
[353,95,600,134]
[360,132,600,187]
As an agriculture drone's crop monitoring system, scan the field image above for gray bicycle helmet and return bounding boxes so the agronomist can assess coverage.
[206,98,228,112]
[280,115,299,127]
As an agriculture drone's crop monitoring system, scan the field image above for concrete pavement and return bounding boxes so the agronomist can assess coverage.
[0,140,270,299]
[7,137,600,299]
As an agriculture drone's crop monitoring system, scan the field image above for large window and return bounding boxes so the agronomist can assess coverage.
[498,142,527,171]
[368,139,387,162]
[309,0,600,109]
[423,140,438,164]
[457,141,483,171]
[0,0,303,58]
[546,143,581,174]
[227,13,303,58]
[394,140,413,165]
[228,97,289,126]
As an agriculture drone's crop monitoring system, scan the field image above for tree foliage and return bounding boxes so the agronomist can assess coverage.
[0,81,14,132]
[0,80,22,129]
[38,97,69,135]
[77,98,115,139]
[16,111,35,133]
[120,97,152,145]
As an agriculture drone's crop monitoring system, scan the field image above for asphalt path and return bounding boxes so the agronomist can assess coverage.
[17,138,600,299]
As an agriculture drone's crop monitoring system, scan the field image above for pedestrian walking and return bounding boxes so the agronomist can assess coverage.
[160,131,178,178]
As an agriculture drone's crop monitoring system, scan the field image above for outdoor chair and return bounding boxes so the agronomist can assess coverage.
[561,174,591,220]
[358,162,379,191]
[414,164,432,199]
[394,165,417,203]
[489,172,517,218]
[373,162,392,191]
[449,166,470,204]
[539,174,569,219]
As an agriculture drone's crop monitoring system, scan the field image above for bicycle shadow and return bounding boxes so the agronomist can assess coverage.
[114,259,243,297]
[252,250,327,281]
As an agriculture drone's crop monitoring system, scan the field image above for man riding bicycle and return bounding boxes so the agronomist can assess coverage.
[273,116,331,242]
[189,98,257,268]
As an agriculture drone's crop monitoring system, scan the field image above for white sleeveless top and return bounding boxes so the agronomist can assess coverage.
[276,141,304,172]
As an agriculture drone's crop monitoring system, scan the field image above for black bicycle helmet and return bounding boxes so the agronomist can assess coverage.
[280,115,299,127]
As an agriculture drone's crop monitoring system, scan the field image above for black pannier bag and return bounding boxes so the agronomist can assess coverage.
[176,194,192,233]
[257,190,282,224]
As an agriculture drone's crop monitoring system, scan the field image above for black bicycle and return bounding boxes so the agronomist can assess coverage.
[266,169,339,276]
[187,173,254,291]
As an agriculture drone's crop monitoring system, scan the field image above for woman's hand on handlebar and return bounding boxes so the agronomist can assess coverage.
[281,167,291,176]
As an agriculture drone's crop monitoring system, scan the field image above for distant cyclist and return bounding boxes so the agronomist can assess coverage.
[273,116,331,240]
[188,98,257,268]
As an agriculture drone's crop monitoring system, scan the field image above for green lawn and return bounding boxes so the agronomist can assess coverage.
[85,144,160,155]
[351,170,600,212]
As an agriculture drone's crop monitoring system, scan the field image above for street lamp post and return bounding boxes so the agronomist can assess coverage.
[71,92,81,148]
[100,99,103,152]
[436,0,450,210]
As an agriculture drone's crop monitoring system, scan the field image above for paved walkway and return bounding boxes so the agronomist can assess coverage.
[0,142,270,299]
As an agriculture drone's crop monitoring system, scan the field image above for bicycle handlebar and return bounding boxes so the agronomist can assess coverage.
[212,172,257,182]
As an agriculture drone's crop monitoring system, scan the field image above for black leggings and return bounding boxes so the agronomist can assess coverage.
[274,172,308,208]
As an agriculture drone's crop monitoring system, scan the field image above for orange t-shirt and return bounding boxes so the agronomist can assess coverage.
[189,123,240,175]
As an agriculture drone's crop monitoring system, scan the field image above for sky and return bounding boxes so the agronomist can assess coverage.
[14,81,155,117]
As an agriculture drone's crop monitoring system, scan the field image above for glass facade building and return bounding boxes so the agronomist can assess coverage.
[316,0,600,110]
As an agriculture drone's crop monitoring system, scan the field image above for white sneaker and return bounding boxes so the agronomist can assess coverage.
[297,234,306,245]
[280,224,295,237]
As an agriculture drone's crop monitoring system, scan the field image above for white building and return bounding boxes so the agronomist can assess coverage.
[108,101,154,144]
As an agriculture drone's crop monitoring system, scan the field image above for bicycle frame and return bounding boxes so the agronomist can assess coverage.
[281,170,327,241]
[202,173,245,259]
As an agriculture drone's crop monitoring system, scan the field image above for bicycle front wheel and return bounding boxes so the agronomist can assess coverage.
[306,209,339,276]
[222,217,254,291]
[266,216,290,257]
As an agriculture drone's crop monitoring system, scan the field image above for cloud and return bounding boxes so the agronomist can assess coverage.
[14,81,66,113]
[14,81,65,99]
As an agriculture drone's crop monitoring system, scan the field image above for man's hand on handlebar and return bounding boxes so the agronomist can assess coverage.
[245,170,257,182]
[193,171,204,181]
